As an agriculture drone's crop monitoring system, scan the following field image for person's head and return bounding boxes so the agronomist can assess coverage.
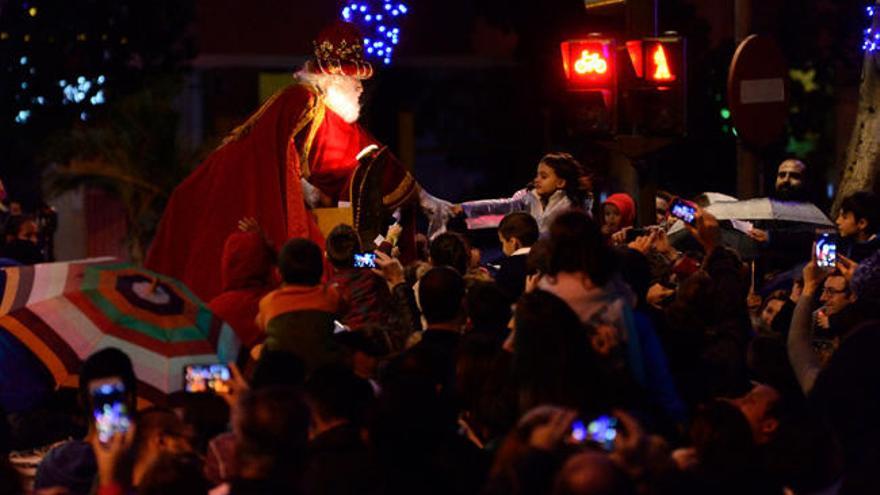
[418,266,466,326]
[325,224,362,269]
[297,21,371,124]
[498,212,539,256]
[429,232,469,275]
[250,350,307,390]
[137,453,208,495]
[182,393,230,455]
[547,211,614,287]
[836,191,880,240]
[8,201,22,216]
[690,399,761,476]
[234,386,310,483]
[134,407,193,463]
[79,347,137,420]
[513,290,601,413]
[729,383,783,446]
[5,215,37,244]
[334,327,388,379]
[759,291,789,330]
[534,152,587,202]
[552,450,636,495]
[655,190,673,227]
[466,281,512,335]
[602,193,635,235]
[278,237,323,286]
[820,274,855,316]
[774,159,806,200]
[304,365,374,437]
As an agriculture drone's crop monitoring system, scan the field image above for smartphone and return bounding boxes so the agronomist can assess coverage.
[353,252,377,269]
[815,233,837,268]
[624,228,652,243]
[669,198,698,226]
[90,379,131,444]
[184,364,232,394]
[570,415,618,451]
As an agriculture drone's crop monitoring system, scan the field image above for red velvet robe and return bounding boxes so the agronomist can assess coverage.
[146,83,415,301]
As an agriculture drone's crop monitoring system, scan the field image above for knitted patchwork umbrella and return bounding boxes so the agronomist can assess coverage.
[0,259,240,405]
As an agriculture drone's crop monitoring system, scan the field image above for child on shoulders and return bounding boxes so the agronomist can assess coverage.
[452,152,592,236]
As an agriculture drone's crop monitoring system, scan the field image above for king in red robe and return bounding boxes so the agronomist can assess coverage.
[146,21,451,301]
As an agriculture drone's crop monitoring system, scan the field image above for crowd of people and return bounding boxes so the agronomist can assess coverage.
[3,151,880,495]
[0,181,58,266]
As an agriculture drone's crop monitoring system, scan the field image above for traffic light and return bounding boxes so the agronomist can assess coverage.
[560,35,686,136]
[622,35,686,135]
[561,38,617,134]
[560,39,616,94]
[642,37,684,87]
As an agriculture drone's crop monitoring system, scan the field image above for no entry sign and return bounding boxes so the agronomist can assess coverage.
[727,35,789,148]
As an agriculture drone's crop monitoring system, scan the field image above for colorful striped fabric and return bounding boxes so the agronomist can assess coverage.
[0,258,241,405]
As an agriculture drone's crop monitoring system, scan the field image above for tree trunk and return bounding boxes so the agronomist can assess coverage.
[834,1,880,215]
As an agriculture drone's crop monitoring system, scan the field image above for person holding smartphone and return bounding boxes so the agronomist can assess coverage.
[34,348,138,495]
[325,224,393,331]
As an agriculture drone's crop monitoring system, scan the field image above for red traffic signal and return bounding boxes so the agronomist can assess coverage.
[629,37,685,88]
[560,39,616,92]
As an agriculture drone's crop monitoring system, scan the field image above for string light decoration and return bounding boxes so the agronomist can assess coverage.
[863,4,879,52]
[340,1,409,65]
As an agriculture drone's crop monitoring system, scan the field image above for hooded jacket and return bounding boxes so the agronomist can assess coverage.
[208,232,276,349]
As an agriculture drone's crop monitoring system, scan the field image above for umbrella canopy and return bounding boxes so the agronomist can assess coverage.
[0,259,240,405]
[705,198,833,226]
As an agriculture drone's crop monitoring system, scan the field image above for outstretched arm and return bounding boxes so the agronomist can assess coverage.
[460,188,529,218]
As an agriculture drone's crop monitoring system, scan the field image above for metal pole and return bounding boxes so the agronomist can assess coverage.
[734,0,760,199]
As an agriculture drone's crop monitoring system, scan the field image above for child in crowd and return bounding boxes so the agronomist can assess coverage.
[256,238,343,372]
[494,212,539,301]
[451,152,592,236]
[325,224,391,330]
[601,192,636,238]
[836,191,880,262]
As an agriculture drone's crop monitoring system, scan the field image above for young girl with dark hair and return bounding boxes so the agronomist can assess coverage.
[451,152,593,236]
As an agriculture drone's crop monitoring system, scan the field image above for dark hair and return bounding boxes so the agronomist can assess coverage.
[840,191,880,235]
[538,152,588,204]
[325,224,361,269]
[526,239,551,275]
[78,347,137,412]
[546,211,614,286]
[418,266,465,324]
[512,290,603,414]
[304,365,374,425]
[278,238,323,285]
[466,281,511,335]
[251,350,306,390]
[429,232,469,275]
[3,215,34,238]
[138,453,208,495]
[182,393,230,455]
[133,407,187,457]
[498,212,539,247]
[690,400,768,488]
[656,190,674,203]
[235,386,310,484]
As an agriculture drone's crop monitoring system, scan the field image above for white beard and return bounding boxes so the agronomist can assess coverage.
[295,69,362,123]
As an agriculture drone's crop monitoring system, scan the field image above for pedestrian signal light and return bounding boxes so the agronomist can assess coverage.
[641,38,684,87]
[649,43,674,82]
[561,39,616,92]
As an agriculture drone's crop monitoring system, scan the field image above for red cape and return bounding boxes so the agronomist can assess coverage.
[146,84,324,301]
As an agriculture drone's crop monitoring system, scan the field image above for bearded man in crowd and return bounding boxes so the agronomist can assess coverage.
[147,21,453,300]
